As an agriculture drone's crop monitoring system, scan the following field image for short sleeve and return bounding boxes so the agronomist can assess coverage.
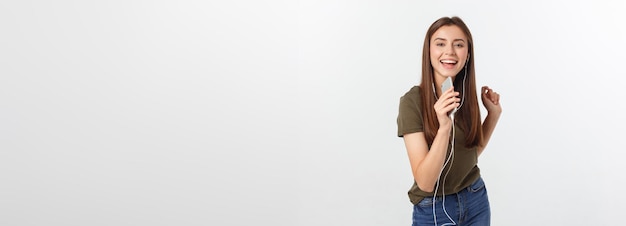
[397,86,424,137]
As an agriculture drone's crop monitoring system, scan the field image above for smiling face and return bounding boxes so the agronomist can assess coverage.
[429,25,469,82]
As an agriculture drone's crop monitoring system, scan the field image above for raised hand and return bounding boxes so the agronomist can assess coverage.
[481,86,502,115]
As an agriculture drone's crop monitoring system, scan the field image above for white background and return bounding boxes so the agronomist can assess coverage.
[1,0,624,225]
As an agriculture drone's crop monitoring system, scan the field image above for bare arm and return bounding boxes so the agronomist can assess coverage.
[402,87,459,192]
[477,86,502,156]
[403,127,451,192]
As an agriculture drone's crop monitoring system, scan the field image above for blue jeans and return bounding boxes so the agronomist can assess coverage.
[412,177,490,226]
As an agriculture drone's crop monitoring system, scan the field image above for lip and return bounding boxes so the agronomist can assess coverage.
[439,59,458,70]
[440,59,458,64]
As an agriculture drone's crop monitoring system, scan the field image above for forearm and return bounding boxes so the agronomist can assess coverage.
[478,112,501,156]
[414,127,451,192]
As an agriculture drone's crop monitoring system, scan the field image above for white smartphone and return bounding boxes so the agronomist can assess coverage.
[441,76,453,95]
[441,77,457,116]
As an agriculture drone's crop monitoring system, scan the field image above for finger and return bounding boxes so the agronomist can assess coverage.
[495,93,500,105]
[482,89,490,99]
[490,91,497,102]
[443,102,460,114]
[487,92,499,105]
[482,87,493,98]
[437,98,458,111]
[435,97,460,113]
[440,92,460,103]
[446,97,461,107]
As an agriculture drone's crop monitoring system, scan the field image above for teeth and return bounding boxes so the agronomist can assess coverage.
[441,60,457,64]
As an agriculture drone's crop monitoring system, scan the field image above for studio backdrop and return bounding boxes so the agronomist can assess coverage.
[1,0,624,226]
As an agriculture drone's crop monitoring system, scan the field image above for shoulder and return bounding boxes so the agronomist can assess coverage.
[397,86,425,136]
[398,85,424,114]
[400,86,423,104]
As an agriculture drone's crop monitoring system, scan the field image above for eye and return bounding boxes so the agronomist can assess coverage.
[436,43,445,47]
[455,43,465,48]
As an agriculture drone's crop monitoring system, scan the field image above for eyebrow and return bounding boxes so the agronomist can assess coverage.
[434,37,466,42]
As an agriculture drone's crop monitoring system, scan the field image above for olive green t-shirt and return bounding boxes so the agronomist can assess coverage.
[397,86,480,205]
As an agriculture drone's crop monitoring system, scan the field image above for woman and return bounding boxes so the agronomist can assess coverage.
[397,16,502,226]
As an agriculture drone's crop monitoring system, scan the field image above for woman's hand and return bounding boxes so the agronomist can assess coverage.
[481,86,502,115]
[434,87,460,130]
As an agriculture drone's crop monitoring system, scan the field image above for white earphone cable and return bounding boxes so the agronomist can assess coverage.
[432,65,467,226]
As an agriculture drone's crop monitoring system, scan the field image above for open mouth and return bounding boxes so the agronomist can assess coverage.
[440,59,458,69]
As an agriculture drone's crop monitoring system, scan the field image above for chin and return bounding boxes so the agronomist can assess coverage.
[439,72,460,78]
[435,69,462,78]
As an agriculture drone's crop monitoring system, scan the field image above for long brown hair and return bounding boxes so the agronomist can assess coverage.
[419,16,483,147]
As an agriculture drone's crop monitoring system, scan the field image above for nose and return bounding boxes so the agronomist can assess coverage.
[444,45,456,56]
